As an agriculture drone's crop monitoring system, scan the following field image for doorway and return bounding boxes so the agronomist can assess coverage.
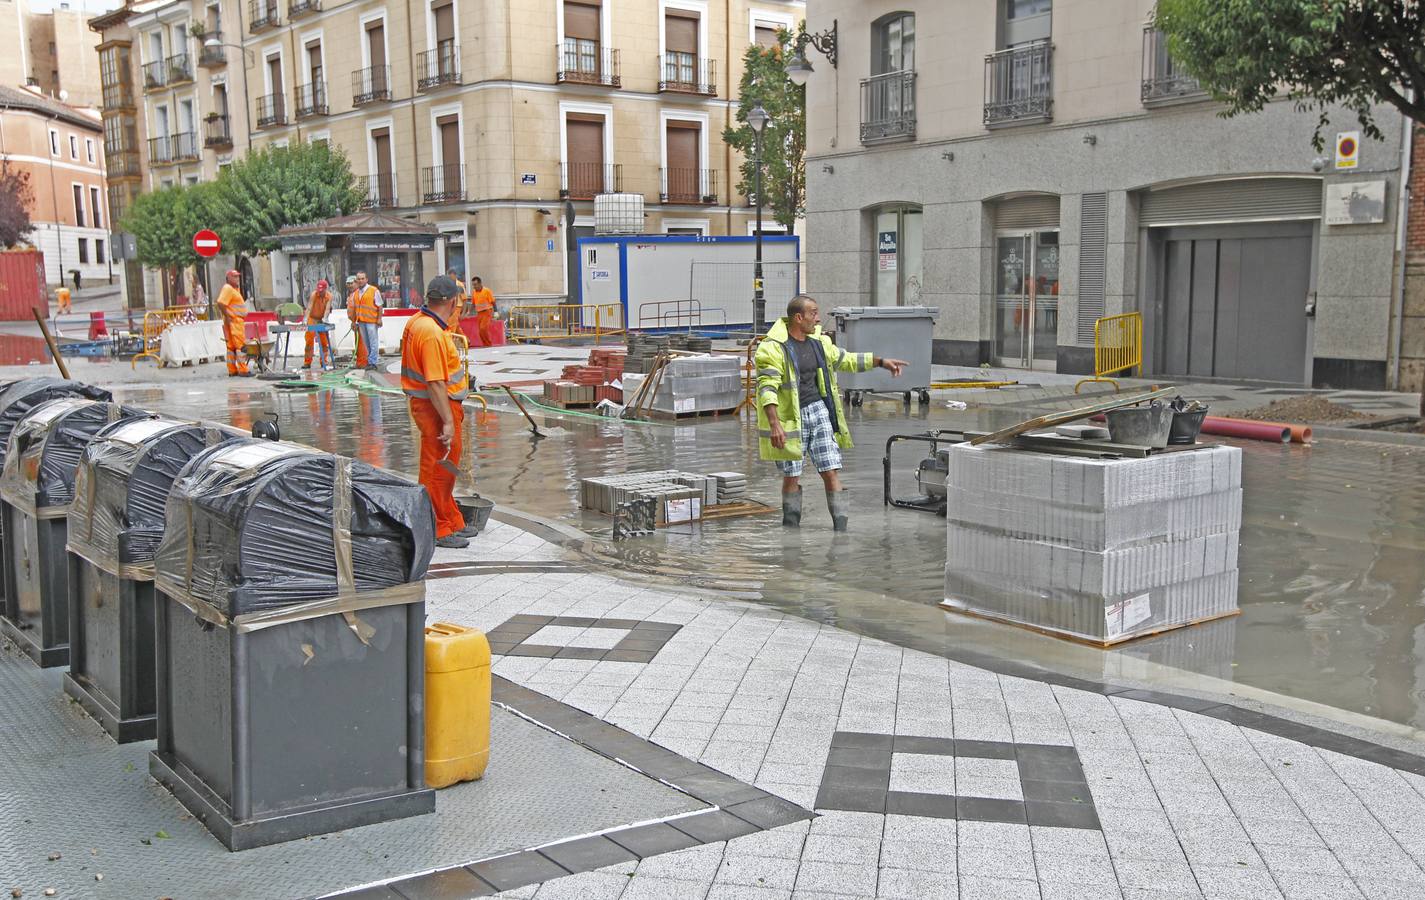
[993,230,1059,368]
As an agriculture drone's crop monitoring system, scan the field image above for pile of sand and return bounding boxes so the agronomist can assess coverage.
[1235,395,1380,423]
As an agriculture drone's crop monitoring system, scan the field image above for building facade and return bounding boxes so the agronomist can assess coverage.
[91,0,804,310]
[4,0,107,109]
[803,1,1411,390]
[0,84,115,287]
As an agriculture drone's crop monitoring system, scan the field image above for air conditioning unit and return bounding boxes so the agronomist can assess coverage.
[594,193,644,235]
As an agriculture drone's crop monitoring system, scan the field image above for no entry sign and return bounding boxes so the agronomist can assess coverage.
[193,229,221,258]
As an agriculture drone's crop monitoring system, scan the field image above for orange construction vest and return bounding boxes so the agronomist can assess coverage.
[400,310,469,401]
[216,283,248,321]
[348,285,380,324]
[306,289,331,323]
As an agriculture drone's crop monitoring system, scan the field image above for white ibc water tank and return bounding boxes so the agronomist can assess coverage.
[594,193,645,234]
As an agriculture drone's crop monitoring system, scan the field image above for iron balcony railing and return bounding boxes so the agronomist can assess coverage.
[561,162,621,200]
[197,33,226,68]
[171,131,199,161]
[352,65,392,105]
[984,40,1054,126]
[203,115,233,148]
[418,41,460,90]
[422,164,466,204]
[248,0,280,33]
[557,42,620,87]
[147,135,174,165]
[1141,27,1205,105]
[660,168,717,204]
[141,58,167,90]
[295,81,328,118]
[860,70,917,144]
[659,53,716,95]
[166,52,193,85]
[288,0,320,18]
[358,174,398,209]
[255,92,286,128]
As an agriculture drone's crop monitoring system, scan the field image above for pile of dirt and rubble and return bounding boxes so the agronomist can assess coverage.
[1236,396,1382,424]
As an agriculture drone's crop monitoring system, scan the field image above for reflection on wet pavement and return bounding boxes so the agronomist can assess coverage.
[122,383,1425,730]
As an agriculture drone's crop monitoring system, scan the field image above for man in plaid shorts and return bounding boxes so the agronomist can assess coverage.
[756,296,907,531]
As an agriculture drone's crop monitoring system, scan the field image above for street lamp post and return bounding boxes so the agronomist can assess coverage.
[747,104,769,332]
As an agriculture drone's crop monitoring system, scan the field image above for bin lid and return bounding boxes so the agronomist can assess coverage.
[1,399,147,513]
[830,306,940,320]
[155,441,435,621]
[0,378,111,469]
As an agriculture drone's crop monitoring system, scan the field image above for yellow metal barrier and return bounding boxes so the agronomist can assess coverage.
[1075,311,1142,393]
[131,305,208,368]
[504,303,625,344]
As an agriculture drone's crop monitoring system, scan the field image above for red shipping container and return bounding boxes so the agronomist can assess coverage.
[0,250,49,322]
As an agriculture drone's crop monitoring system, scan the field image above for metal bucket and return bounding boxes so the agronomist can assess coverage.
[1168,407,1209,445]
[455,495,494,536]
[1105,404,1174,448]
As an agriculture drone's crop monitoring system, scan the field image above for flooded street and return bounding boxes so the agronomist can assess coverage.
[121,379,1425,732]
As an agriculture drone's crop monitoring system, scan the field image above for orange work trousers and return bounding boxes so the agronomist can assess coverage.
[476,310,494,347]
[225,321,249,375]
[411,397,466,538]
[304,328,331,367]
[353,328,368,368]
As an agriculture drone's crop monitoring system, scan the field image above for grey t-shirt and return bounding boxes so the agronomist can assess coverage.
[787,336,824,408]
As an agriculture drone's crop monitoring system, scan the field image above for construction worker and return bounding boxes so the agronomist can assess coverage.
[445,268,465,335]
[757,295,906,531]
[470,275,496,346]
[54,285,72,315]
[347,270,382,369]
[303,279,334,370]
[215,269,251,377]
[400,275,473,549]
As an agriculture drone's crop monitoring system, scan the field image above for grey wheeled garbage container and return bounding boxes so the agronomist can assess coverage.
[65,418,245,742]
[830,306,939,406]
[150,439,437,850]
[0,398,145,667]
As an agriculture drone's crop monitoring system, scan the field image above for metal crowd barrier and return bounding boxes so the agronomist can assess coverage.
[1075,311,1143,393]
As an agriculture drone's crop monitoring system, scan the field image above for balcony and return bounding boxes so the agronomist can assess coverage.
[418,41,460,91]
[107,148,141,178]
[295,81,328,118]
[197,33,227,68]
[560,162,621,200]
[556,42,620,88]
[288,0,320,18]
[352,65,392,105]
[248,0,280,33]
[659,53,716,95]
[860,71,917,144]
[255,92,286,128]
[1141,27,1206,106]
[358,174,398,210]
[660,168,717,204]
[421,164,466,204]
[166,52,193,86]
[141,58,167,91]
[147,135,174,166]
[203,114,233,149]
[984,40,1054,127]
[172,131,199,161]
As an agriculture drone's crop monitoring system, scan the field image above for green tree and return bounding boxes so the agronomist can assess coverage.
[0,160,35,248]
[1154,0,1425,149]
[122,184,195,269]
[205,139,362,256]
[723,29,805,230]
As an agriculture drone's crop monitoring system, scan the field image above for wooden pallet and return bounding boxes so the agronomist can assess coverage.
[643,406,741,421]
[542,397,597,410]
[939,601,1241,648]
[700,499,777,521]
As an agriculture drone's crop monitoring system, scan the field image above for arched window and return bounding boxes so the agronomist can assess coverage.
[871,13,914,76]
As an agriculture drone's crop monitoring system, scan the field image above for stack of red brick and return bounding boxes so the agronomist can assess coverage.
[542,347,628,406]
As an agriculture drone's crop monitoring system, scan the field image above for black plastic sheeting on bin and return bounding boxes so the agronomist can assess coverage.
[0,378,112,469]
[68,418,246,578]
[1,399,150,515]
[154,439,435,621]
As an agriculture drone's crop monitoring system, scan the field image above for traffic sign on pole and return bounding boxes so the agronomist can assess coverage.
[193,230,221,258]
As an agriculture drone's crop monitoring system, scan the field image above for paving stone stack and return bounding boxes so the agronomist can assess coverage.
[581,469,732,523]
[621,355,742,416]
[710,472,747,503]
[625,334,670,374]
[669,334,713,354]
[942,443,1242,645]
[544,348,628,406]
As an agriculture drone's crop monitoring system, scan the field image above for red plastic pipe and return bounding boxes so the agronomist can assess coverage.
[1201,417,1290,443]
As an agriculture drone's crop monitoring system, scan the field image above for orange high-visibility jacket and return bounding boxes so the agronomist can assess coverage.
[348,285,381,324]
[400,310,470,402]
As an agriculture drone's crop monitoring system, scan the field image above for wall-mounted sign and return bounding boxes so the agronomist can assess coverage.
[878,230,898,271]
[349,234,437,252]
[1324,180,1386,226]
[280,235,327,254]
[591,269,610,281]
[546,239,556,252]
[1335,131,1360,170]
[521,173,537,185]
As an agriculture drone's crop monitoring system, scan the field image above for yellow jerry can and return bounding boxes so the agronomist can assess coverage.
[424,622,491,788]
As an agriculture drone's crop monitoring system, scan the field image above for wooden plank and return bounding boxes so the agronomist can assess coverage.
[967,386,1178,446]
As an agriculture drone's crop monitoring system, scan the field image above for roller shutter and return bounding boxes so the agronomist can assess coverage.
[1139,177,1322,226]
[994,195,1061,230]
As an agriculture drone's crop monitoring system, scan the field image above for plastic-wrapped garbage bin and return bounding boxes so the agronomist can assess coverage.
[0,379,111,619]
[829,306,939,405]
[150,439,437,850]
[0,398,145,667]
[64,418,245,742]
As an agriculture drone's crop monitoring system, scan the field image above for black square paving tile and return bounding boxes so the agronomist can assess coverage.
[821,764,890,791]
[830,731,895,751]
[487,642,518,656]
[629,621,682,634]
[596,618,646,629]
[538,835,638,873]
[467,851,572,891]
[392,867,496,899]
[1025,800,1102,830]
[893,735,955,755]
[611,638,670,652]
[814,783,887,813]
[552,615,600,627]
[1021,779,1093,804]
[957,797,1027,824]
[555,646,607,660]
[506,644,561,658]
[507,614,555,626]
[1017,756,1086,784]
[825,747,893,771]
[726,795,816,830]
[607,822,704,858]
[955,739,1017,760]
[671,810,762,843]
[672,770,768,806]
[885,791,957,819]
[603,649,657,663]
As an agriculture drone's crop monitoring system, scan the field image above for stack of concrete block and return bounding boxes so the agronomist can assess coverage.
[622,355,742,415]
[941,443,1242,645]
[710,472,747,503]
[581,469,726,523]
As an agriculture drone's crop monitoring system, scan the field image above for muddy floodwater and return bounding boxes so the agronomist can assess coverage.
[126,381,1425,732]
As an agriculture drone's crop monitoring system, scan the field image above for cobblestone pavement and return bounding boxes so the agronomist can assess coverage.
[412,521,1425,900]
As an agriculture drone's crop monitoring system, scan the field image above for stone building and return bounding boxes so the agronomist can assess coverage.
[802,0,1411,390]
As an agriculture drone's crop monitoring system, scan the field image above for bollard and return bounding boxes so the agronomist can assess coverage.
[424,622,491,788]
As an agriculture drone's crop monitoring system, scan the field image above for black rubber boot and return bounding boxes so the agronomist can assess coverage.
[782,488,803,527]
[827,489,850,532]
